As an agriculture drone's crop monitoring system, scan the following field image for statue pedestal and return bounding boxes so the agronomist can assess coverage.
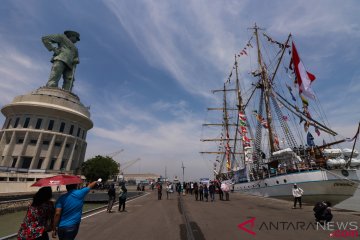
[0,86,93,193]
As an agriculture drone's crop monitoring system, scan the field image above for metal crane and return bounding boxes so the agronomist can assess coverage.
[119,158,141,174]
[106,149,124,159]
[116,158,141,183]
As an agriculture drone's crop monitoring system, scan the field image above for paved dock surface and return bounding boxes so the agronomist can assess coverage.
[77,190,360,240]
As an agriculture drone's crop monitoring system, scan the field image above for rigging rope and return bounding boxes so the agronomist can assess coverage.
[270,93,298,148]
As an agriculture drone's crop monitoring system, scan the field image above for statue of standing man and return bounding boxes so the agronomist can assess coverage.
[42,30,80,91]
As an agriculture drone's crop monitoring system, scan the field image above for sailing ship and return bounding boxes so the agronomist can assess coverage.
[201,24,360,204]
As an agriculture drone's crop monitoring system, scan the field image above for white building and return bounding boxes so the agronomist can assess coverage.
[0,87,93,193]
[123,173,160,185]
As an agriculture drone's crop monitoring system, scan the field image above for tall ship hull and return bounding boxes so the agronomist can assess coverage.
[233,169,360,204]
[201,24,360,204]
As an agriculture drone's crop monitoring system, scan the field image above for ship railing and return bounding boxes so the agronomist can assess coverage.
[265,166,322,179]
[246,164,324,181]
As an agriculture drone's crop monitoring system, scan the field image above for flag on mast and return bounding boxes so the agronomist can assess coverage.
[307,132,315,146]
[292,41,316,99]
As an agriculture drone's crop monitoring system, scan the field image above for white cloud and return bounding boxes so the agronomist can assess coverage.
[0,38,46,105]
[86,106,209,179]
[1,0,360,180]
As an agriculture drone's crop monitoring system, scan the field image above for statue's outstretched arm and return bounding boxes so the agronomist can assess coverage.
[41,34,62,52]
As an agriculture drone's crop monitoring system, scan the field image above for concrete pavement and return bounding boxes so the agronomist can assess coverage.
[77,190,360,240]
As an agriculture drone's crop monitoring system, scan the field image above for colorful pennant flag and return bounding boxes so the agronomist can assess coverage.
[239,119,247,126]
[300,94,309,107]
[304,121,310,132]
[242,135,251,142]
[299,116,305,124]
[307,132,315,146]
[274,135,280,149]
[261,119,269,128]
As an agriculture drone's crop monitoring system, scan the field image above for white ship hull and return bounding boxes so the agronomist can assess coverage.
[233,169,360,204]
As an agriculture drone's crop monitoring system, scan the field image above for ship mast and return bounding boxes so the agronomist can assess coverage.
[253,24,276,154]
[346,122,360,168]
[223,84,232,172]
[200,83,243,174]
[232,54,245,169]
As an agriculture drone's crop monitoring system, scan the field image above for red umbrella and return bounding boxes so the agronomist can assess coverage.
[31,175,82,187]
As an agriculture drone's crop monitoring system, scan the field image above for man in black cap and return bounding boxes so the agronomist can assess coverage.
[42,30,80,91]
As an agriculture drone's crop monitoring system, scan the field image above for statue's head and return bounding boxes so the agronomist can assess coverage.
[64,30,80,42]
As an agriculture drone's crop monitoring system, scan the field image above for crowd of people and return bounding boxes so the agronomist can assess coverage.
[17,179,333,240]
[152,180,231,202]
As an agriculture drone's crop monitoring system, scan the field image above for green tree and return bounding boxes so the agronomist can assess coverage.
[81,155,119,182]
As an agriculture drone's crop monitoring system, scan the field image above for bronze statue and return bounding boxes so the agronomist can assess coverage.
[42,30,80,91]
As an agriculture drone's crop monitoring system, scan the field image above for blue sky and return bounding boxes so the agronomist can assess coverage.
[0,1,360,181]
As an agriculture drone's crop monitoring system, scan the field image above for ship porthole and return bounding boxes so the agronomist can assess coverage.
[284,179,287,183]
[341,170,349,177]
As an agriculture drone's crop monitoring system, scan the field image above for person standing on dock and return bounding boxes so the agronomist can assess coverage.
[107,183,116,213]
[52,179,101,240]
[209,182,216,202]
[203,185,209,202]
[194,182,199,201]
[292,183,304,209]
[157,182,163,200]
[166,182,171,200]
[199,183,204,201]
[216,182,224,201]
[176,183,181,196]
[118,185,128,212]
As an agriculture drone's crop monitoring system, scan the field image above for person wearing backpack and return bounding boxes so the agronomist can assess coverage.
[292,183,304,209]
[118,185,128,212]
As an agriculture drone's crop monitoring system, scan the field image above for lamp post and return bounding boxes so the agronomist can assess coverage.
[181,162,185,182]
[181,162,186,195]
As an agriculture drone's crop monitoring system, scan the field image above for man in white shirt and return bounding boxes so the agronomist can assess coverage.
[292,183,304,209]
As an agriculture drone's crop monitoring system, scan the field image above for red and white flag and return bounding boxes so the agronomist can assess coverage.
[292,41,316,99]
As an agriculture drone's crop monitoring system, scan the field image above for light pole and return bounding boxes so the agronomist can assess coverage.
[181,162,185,182]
